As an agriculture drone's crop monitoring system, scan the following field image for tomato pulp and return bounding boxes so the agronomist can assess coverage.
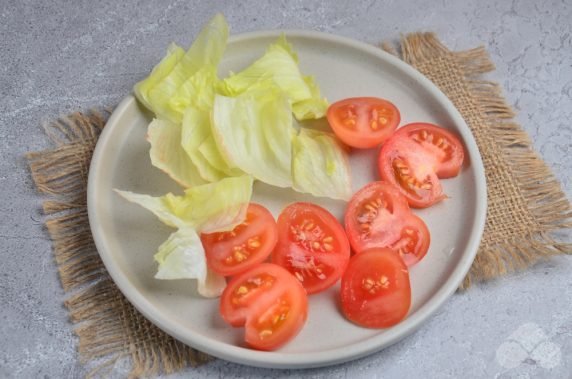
[345,182,430,266]
[378,123,464,208]
[272,202,350,294]
[202,203,278,276]
[219,263,308,350]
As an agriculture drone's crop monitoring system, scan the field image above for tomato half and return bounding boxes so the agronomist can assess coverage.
[327,97,400,149]
[219,263,308,351]
[378,123,465,208]
[345,182,430,266]
[201,203,278,276]
[272,202,350,294]
[341,248,411,328]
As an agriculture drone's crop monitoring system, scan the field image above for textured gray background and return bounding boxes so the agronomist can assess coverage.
[1,0,571,378]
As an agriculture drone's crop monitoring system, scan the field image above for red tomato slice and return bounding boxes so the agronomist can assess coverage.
[327,97,400,149]
[201,203,278,276]
[220,263,308,351]
[378,123,465,208]
[345,182,430,266]
[272,202,350,294]
[341,248,411,328]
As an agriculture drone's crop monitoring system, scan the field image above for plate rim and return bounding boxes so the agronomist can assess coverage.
[87,29,487,369]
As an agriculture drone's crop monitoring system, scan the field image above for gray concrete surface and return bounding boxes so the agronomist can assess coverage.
[1,0,571,378]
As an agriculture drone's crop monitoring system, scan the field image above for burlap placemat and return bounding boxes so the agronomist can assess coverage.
[26,33,571,377]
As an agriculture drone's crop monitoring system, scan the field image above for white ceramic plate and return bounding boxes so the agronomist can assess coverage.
[88,30,486,369]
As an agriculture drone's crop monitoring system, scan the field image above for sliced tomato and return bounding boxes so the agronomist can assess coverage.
[327,97,400,149]
[201,203,278,276]
[341,248,411,328]
[378,123,465,208]
[272,202,350,294]
[345,182,430,266]
[219,263,308,351]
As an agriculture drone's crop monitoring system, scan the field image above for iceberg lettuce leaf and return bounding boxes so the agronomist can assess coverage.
[212,88,294,188]
[134,13,229,122]
[134,43,185,112]
[180,106,237,182]
[292,128,352,201]
[197,135,242,177]
[154,227,226,298]
[115,175,253,232]
[166,66,218,121]
[221,35,328,120]
[180,106,230,182]
[147,118,207,188]
[292,76,330,120]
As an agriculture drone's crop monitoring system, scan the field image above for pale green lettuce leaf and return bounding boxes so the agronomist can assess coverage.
[292,128,352,200]
[115,175,254,232]
[180,107,226,182]
[198,135,242,177]
[167,66,218,120]
[134,13,229,122]
[147,118,207,188]
[212,88,294,188]
[176,70,242,182]
[180,107,237,182]
[220,35,328,120]
[292,76,330,120]
[154,227,226,298]
[134,43,185,112]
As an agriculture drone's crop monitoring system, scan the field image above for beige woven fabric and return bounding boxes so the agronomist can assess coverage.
[26,33,571,377]
[387,33,571,287]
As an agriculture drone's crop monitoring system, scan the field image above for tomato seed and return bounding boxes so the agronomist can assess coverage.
[248,238,261,249]
[236,286,248,295]
[365,204,376,212]
[234,250,247,262]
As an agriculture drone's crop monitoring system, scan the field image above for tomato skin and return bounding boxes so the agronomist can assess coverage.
[272,202,350,294]
[341,249,411,328]
[219,263,308,351]
[327,97,400,149]
[345,182,430,266]
[395,214,430,267]
[378,123,464,208]
[202,203,278,277]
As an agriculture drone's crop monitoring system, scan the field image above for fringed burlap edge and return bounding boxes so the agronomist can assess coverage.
[27,112,213,378]
[383,33,571,288]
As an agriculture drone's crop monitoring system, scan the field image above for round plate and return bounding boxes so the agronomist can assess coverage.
[88,30,486,369]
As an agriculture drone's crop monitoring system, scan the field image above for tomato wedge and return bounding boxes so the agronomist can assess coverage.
[272,202,350,294]
[219,263,308,351]
[345,182,430,266]
[341,248,411,328]
[327,97,400,149]
[201,203,278,276]
[378,123,465,208]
